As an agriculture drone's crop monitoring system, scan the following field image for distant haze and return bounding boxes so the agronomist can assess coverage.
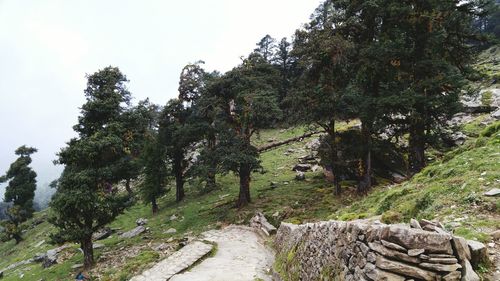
[0,0,322,205]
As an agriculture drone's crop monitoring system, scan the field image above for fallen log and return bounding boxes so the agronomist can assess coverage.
[257,131,323,153]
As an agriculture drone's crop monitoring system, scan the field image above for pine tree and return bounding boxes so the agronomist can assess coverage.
[212,54,282,207]
[0,145,37,243]
[141,131,168,214]
[50,66,131,268]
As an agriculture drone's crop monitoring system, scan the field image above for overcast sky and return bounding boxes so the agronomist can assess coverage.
[0,0,322,193]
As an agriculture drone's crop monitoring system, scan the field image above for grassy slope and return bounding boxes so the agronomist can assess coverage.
[1,120,499,280]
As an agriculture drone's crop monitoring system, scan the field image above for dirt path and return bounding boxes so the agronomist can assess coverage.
[169,225,275,281]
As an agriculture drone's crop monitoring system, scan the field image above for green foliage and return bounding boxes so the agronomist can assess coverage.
[381,211,403,224]
[140,132,168,214]
[50,66,132,268]
[0,145,38,243]
[480,121,500,137]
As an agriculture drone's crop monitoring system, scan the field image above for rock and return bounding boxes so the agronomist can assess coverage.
[305,138,320,150]
[270,182,278,189]
[250,212,277,236]
[136,218,148,226]
[375,255,438,280]
[368,242,420,264]
[492,108,500,120]
[295,171,305,181]
[410,219,422,230]
[120,226,146,238]
[427,257,458,264]
[451,236,471,261]
[484,188,500,196]
[381,225,453,255]
[381,240,407,252]
[450,131,467,146]
[490,230,500,240]
[461,259,480,281]
[71,264,84,269]
[292,163,311,172]
[311,165,320,172]
[33,253,47,262]
[92,243,105,249]
[164,228,177,234]
[93,227,112,240]
[407,249,425,257]
[442,271,461,281]
[467,240,488,268]
[364,263,405,281]
[170,214,178,221]
[419,262,461,272]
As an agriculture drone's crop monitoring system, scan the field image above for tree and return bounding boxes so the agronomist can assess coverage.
[289,2,356,194]
[213,55,282,207]
[0,145,37,243]
[396,0,488,174]
[159,99,199,202]
[254,34,277,62]
[141,132,168,214]
[50,66,130,268]
[116,99,159,196]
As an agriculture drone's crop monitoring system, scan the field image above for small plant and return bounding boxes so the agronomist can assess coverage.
[381,211,403,224]
[480,91,493,106]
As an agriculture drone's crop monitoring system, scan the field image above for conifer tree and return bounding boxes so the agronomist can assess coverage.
[0,145,37,243]
[50,66,131,268]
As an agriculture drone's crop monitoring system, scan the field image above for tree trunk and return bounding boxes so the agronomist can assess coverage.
[125,178,132,196]
[13,232,23,244]
[151,197,158,214]
[237,163,251,207]
[175,174,184,202]
[358,123,372,193]
[409,122,426,175]
[174,155,185,202]
[81,236,94,269]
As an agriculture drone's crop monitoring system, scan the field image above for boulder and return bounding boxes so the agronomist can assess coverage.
[136,218,148,226]
[292,163,311,172]
[375,255,438,280]
[449,131,467,146]
[461,259,480,281]
[467,240,488,268]
[451,236,471,262]
[250,212,277,236]
[490,230,500,240]
[120,226,146,238]
[295,171,305,181]
[380,225,453,255]
[492,108,500,120]
[71,264,84,269]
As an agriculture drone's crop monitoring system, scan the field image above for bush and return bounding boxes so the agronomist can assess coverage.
[381,211,402,224]
[480,121,500,138]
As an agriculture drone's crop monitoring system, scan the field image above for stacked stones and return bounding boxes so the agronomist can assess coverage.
[274,220,486,281]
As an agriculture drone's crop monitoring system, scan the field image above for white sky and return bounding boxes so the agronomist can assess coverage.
[0,0,322,191]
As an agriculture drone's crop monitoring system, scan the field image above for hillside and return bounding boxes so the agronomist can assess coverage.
[0,115,499,280]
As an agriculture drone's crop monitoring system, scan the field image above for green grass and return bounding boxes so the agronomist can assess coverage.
[1,120,499,280]
[333,121,500,240]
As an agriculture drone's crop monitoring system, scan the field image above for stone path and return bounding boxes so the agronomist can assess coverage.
[170,225,275,281]
[129,241,213,281]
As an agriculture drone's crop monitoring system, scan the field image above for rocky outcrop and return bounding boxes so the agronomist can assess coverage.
[274,220,484,281]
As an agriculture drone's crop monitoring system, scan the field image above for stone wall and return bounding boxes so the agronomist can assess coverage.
[274,220,485,281]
